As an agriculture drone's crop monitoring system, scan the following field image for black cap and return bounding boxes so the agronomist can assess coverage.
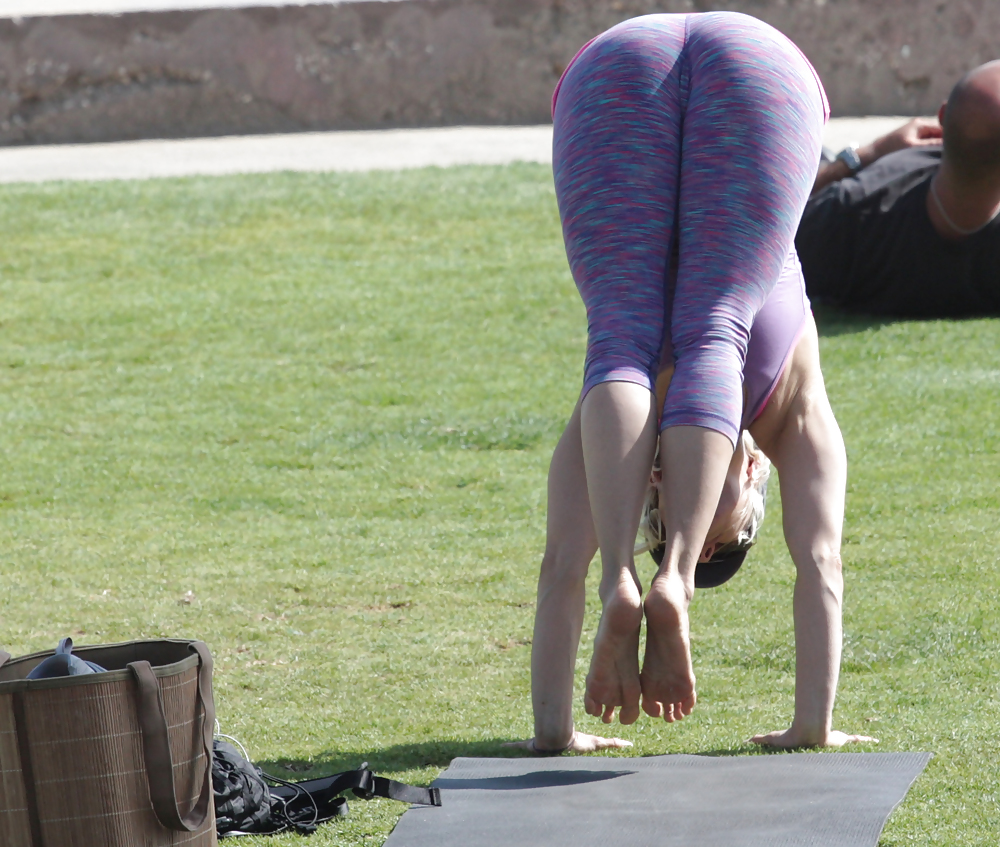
[648,544,748,589]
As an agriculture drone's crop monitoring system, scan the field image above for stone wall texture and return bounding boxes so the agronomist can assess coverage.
[1,0,998,145]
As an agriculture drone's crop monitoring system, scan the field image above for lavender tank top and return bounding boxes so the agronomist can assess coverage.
[659,247,810,429]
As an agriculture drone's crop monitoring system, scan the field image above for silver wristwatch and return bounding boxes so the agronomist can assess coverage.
[835,145,862,174]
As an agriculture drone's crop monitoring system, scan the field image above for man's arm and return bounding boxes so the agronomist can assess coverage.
[812,116,944,196]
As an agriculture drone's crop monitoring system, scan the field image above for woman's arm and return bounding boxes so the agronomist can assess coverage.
[750,341,875,747]
[504,403,633,754]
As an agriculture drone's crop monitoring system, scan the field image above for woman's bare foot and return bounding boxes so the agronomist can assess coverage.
[640,575,697,721]
[584,580,643,724]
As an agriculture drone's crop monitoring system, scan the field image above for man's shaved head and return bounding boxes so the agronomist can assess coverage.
[943,60,1000,183]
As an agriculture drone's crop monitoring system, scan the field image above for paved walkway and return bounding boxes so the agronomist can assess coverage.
[4,0,373,17]
[0,118,914,184]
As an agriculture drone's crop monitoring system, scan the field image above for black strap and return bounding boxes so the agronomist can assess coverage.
[267,765,441,811]
[217,761,441,835]
[370,775,442,807]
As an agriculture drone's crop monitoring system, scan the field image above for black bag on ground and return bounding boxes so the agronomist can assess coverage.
[212,740,272,835]
[212,740,441,837]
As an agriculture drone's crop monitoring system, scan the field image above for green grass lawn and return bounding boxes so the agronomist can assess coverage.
[1,164,998,845]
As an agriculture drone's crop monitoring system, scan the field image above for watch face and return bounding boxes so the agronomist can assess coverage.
[836,147,862,172]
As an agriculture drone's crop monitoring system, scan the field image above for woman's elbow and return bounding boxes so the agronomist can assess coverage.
[794,548,844,595]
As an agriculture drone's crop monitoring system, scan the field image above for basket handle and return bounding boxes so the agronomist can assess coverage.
[129,642,216,832]
[0,651,10,670]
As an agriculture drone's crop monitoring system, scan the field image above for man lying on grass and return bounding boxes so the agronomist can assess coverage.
[798,60,1000,318]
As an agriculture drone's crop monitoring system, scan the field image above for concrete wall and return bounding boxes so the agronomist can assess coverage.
[1,0,997,146]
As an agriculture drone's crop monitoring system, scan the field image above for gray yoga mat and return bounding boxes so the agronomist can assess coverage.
[384,752,931,847]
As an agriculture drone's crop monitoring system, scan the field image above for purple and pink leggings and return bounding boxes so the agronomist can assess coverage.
[553,12,828,446]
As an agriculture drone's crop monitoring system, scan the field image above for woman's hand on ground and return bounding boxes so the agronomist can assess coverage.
[749,727,878,749]
[502,732,633,755]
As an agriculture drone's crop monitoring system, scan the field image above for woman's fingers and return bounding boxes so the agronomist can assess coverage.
[503,733,634,755]
[750,728,879,748]
[568,733,633,753]
[825,730,879,747]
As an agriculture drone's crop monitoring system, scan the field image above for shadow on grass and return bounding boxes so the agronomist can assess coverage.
[257,738,523,778]
[811,303,998,336]
[812,303,896,337]
[257,739,791,779]
[694,744,810,757]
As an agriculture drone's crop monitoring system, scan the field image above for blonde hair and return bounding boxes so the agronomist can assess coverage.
[635,431,770,558]
[714,431,770,556]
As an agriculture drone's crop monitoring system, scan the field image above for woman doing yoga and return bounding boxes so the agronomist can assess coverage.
[509,13,875,753]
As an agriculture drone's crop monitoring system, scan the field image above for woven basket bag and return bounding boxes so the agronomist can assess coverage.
[0,639,216,847]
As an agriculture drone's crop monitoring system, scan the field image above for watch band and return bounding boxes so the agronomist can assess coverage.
[835,145,862,174]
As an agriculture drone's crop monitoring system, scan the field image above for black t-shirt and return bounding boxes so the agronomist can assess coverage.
[795,146,1000,317]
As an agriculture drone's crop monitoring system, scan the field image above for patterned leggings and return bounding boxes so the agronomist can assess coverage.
[553,12,827,446]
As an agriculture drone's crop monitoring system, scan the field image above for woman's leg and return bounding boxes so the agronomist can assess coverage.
[641,425,731,719]
[665,12,827,445]
[642,12,828,717]
[552,16,688,723]
[579,382,656,724]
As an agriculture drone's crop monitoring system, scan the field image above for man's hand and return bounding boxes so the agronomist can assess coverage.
[503,732,633,755]
[869,116,943,159]
[749,727,878,749]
